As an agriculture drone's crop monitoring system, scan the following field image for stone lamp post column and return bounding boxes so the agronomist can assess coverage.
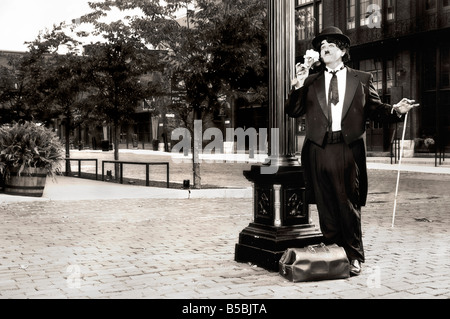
[234,0,323,272]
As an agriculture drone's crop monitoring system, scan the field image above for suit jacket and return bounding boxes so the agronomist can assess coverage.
[286,67,403,206]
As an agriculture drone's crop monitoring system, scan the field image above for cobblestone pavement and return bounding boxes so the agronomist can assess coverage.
[0,153,449,300]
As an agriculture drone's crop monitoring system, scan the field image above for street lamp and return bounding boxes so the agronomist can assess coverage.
[235,0,323,272]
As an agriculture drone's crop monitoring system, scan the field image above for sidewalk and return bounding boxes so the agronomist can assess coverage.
[0,176,253,203]
[1,151,448,204]
[367,158,450,175]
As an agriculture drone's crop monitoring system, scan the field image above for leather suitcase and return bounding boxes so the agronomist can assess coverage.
[279,243,350,282]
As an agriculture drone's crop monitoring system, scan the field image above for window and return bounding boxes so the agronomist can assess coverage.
[360,0,382,27]
[295,0,322,40]
[318,2,323,31]
[360,58,393,129]
[348,0,356,29]
[296,2,314,40]
[347,0,394,29]
[387,0,395,20]
[360,58,393,100]
[360,59,383,96]
[426,0,437,10]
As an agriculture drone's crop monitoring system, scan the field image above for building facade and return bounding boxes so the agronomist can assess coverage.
[295,0,450,157]
[2,1,449,157]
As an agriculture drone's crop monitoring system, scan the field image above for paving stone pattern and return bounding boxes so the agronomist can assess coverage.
[0,160,449,299]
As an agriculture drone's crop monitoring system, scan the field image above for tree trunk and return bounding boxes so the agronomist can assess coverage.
[113,122,120,181]
[193,161,201,189]
[192,107,202,189]
[64,114,71,175]
[78,125,82,150]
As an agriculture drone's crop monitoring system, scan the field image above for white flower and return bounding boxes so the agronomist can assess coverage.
[295,49,321,82]
[303,49,320,68]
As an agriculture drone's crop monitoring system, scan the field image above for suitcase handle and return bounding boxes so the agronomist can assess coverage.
[308,243,329,253]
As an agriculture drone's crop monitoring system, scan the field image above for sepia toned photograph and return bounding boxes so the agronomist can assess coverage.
[0,0,449,307]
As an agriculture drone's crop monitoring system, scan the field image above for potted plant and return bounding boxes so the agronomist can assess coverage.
[0,121,65,197]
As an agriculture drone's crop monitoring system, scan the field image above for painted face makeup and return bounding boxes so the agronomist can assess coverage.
[320,40,345,67]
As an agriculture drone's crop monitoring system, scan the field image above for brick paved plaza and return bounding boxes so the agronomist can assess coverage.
[0,151,449,302]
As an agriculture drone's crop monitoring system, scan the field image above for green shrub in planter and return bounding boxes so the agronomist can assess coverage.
[0,121,65,196]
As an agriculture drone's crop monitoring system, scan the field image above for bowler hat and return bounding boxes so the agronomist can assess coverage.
[312,26,351,50]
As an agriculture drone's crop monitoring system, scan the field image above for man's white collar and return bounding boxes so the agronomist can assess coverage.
[326,63,345,73]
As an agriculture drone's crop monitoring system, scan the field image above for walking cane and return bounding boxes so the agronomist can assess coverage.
[391,111,409,228]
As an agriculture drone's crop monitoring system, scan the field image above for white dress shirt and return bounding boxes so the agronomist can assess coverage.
[324,63,347,132]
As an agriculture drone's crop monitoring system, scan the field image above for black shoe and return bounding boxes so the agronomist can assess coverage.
[350,260,362,276]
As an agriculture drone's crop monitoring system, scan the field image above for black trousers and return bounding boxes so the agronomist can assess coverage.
[308,134,365,262]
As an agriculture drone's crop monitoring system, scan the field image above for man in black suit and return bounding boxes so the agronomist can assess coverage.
[286,27,418,276]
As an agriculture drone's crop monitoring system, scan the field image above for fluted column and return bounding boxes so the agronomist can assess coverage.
[267,0,299,165]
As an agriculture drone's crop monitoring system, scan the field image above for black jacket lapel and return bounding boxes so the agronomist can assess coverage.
[342,68,360,119]
[313,72,328,121]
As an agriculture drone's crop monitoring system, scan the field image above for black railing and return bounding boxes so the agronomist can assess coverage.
[348,11,450,46]
[65,158,98,180]
[390,128,399,165]
[101,160,170,188]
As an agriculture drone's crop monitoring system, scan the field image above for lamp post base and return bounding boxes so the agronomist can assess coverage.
[234,164,323,272]
[235,223,323,272]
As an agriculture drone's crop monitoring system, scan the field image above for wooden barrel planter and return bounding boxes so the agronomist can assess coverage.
[4,168,48,197]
